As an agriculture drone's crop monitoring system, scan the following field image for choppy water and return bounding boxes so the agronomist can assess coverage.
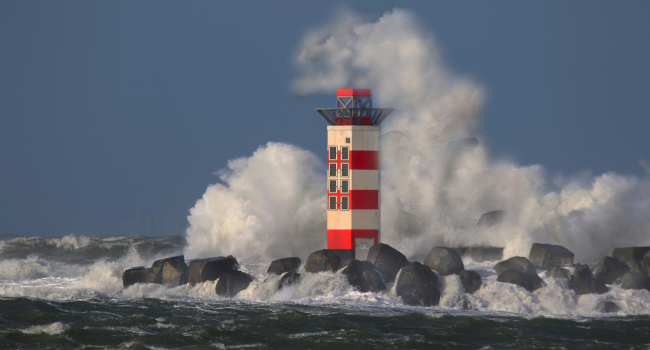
[1,234,650,349]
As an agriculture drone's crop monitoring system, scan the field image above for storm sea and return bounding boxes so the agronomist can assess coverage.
[0,233,649,350]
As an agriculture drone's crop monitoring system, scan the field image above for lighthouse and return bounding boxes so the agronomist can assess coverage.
[316,88,393,264]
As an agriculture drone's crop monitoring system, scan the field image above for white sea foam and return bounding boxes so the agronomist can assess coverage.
[20,322,68,335]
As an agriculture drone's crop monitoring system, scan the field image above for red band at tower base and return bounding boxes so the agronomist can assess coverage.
[327,229,379,250]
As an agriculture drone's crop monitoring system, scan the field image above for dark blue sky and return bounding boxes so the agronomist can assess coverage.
[1,1,649,237]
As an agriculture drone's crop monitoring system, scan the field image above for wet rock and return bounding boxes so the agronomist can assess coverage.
[278,272,302,291]
[267,257,302,275]
[496,269,544,292]
[215,270,254,298]
[424,247,464,276]
[188,256,237,286]
[477,210,507,227]
[643,251,650,276]
[593,257,630,285]
[612,247,650,272]
[494,256,537,276]
[148,255,188,286]
[341,260,386,293]
[459,270,482,294]
[614,271,650,291]
[304,249,341,273]
[528,243,574,270]
[571,264,608,295]
[452,247,504,262]
[596,301,619,313]
[365,243,409,282]
[396,262,440,306]
[548,267,572,280]
[122,266,150,288]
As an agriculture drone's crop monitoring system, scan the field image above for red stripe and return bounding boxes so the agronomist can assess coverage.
[350,150,378,170]
[336,88,371,97]
[350,190,379,210]
[327,229,379,249]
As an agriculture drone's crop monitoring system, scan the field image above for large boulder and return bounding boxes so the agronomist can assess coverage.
[593,257,630,285]
[122,266,150,287]
[148,255,189,286]
[452,247,504,262]
[497,270,543,292]
[304,249,341,273]
[459,270,482,294]
[494,256,537,276]
[365,243,409,282]
[612,247,650,272]
[278,272,302,291]
[341,260,386,293]
[395,262,440,306]
[188,256,237,286]
[596,301,619,313]
[215,270,254,297]
[267,257,302,275]
[614,271,650,291]
[424,247,464,276]
[571,264,608,295]
[528,243,574,270]
[477,210,507,227]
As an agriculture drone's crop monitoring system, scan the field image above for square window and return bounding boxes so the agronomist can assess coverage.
[341,196,349,210]
[329,196,337,210]
[329,180,337,193]
[329,146,337,160]
[329,163,337,177]
[341,180,349,193]
[341,163,349,177]
[345,137,350,144]
[341,147,349,160]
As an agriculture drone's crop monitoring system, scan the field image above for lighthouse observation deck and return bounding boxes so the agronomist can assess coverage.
[316,88,393,126]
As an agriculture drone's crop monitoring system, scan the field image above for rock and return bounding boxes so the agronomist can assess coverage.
[267,257,302,275]
[571,264,608,295]
[593,257,630,285]
[459,270,482,294]
[452,247,504,262]
[643,251,650,276]
[494,256,537,276]
[548,267,572,280]
[365,243,409,282]
[341,260,386,293]
[596,301,619,313]
[188,256,237,286]
[424,247,464,276]
[477,210,507,227]
[304,249,341,273]
[396,262,440,306]
[614,271,650,291]
[278,272,302,291]
[496,270,544,292]
[215,270,254,298]
[148,255,188,286]
[612,247,650,272]
[122,266,150,287]
[528,243,575,270]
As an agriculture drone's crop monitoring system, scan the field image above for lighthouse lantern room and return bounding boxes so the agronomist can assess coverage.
[316,88,393,264]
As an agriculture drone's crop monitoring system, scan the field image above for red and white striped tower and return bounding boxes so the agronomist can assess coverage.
[316,88,393,263]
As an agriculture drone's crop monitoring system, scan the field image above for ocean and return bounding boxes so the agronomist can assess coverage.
[1,233,649,349]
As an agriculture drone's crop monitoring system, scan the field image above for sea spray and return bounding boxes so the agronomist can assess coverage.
[186,8,650,263]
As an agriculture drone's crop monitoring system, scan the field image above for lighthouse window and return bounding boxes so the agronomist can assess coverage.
[329,196,337,210]
[341,147,349,160]
[345,137,350,144]
[341,163,349,177]
[329,146,337,160]
[329,180,337,193]
[341,180,349,193]
[329,163,337,177]
[341,196,349,210]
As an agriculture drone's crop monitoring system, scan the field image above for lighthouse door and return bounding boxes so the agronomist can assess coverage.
[354,238,375,261]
